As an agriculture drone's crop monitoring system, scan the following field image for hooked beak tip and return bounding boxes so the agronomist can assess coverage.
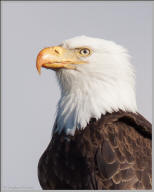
[36,64,41,75]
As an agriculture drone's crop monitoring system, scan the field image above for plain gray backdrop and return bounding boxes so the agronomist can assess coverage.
[2,1,152,190]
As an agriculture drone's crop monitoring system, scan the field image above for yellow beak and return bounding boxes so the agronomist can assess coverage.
[36,46,85,74]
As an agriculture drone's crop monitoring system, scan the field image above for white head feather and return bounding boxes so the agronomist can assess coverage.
[53,36,137,135]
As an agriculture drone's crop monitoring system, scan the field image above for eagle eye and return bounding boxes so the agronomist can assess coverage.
[78,48,92,57]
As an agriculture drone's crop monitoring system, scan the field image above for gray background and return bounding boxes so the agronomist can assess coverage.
[1,1,152,190]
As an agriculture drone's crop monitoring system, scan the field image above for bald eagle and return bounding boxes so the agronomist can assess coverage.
[36,36,152,190]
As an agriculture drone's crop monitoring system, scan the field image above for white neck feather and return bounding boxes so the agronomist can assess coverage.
[54,67,137,136]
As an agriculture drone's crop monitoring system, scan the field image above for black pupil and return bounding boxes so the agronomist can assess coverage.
[83,49,88,54]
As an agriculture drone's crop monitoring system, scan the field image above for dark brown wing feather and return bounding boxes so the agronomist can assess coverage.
[95,112,152,189]
[38,111,152,189]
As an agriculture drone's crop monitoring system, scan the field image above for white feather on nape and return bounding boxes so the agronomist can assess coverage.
[53,36,137,136]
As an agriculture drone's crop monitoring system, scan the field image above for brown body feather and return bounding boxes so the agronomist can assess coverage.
[38,111,152,189]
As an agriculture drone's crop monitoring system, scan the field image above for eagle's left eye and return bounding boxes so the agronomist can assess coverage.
[78,48,92,57]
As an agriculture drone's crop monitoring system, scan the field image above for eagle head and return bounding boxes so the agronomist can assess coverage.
[36,36,137,135]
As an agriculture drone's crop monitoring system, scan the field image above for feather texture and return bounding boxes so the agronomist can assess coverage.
[38,111,152,190]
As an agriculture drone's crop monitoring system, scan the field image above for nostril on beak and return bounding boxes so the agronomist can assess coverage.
[53,47,63,55]
[55,49,59,54]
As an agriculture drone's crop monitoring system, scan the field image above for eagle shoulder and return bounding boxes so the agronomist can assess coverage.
[94,111,152,189]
